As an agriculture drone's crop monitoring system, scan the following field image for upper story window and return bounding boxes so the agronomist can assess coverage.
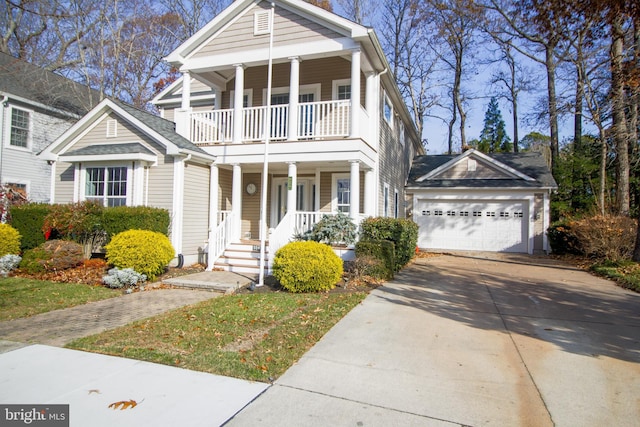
[85,166,128,207]
[333,79,351,100]
[383,91,393,127]
[254,10,271,35]
[399,121,405,146]
[9,107,31,148]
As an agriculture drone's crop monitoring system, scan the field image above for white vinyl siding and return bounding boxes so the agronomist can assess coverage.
[182,163,211,260]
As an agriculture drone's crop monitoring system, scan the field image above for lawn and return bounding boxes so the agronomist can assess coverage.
[590,260,640,292]
[67,291,367,382]
[0,277,120,321]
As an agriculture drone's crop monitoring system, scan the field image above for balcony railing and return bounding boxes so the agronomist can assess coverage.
[189,100,351,145]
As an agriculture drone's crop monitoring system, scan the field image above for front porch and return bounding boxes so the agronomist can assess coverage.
[206,162,375,272]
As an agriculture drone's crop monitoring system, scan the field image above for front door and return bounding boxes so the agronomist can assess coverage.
[271,178,312,227]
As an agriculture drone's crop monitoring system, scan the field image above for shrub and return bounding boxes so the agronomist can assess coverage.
[43,201,104,258]
[19,240,84,273]
[296,212,357,246]
[354,239,395,280]
[0,223,21,256]
[10,203,50,251]
[547,221,582,255]
[105,230,175,280]
[570,215,636,261]
[272,241,343,293]
[102,267,147,289]
[0,254,22,275]
[101,206,170,239]
[360,217,418,271]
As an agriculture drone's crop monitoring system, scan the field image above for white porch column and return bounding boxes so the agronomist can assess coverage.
[175,71,191,139]
[287,57,300,141]
[233,64,245,143]
[349,160,360,221]
[232,164,242,241]
[543,191,551,253]
[207,163,219,270]
[350,49,361,138]
[363,168,374,217]
[287,162,297,214]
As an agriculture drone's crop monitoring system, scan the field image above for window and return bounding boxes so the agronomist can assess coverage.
[514,212,524,218]
[332,79,351,100]
[460,211,469,217]
[254,10,271,35]
[335,177,350,213]
[85,166,128,207]
[383,184,389,217]
[383,91,393,126]
[422,210,431,216]
[398,121,405,146]
[447,211,456,216]
[9,107,30,148]
[394,189,399,218]
[473,211,482,217]
[230,89,253,108]
[6,182,27,199]
[434,210,443,216]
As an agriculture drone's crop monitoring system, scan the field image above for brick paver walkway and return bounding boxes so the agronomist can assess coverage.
[0,289,219,347]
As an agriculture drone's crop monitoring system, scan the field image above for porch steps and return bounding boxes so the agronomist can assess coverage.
[214,240,269,275]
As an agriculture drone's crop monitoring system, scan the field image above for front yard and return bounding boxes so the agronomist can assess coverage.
[66,291,367,382]
[0,277,119,321]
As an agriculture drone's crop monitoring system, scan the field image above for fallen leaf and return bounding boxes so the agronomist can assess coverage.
[108,400,138,410]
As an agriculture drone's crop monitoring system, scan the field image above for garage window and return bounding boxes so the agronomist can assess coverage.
[500,212,510,218]
[514,212,524,218]
[460,211,469,217]
[486,211,496,217]
[422,210,430,216]
[473,211,482,217]
[447,211,456,216]
[434,210,443,216]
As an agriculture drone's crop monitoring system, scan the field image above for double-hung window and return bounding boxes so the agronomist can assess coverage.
[333,174,351,214]
[85,166,128,207]
[9,107,31,148]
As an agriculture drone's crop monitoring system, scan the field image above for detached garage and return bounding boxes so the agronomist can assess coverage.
[407,149,557,254]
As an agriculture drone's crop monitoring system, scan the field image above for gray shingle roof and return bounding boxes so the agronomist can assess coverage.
[110,99,209,156]
[63,142,154,157]
[0,52,102,116]
[407,152,557,189]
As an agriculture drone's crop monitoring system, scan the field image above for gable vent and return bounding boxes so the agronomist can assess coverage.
[254,10,271,35]
[467,159,477,172]
[106,119,118,138]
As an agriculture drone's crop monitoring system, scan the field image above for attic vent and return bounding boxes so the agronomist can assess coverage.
[106,119,118,138]
[254,10,271,35]
[467,159,477,172]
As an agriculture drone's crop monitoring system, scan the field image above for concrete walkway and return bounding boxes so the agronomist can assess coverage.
[227,253,640,426]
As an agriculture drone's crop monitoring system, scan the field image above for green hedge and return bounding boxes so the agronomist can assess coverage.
[360,217,418,271]
[101,206,170,239]
[355,239,395,280]
[10,203,51,251]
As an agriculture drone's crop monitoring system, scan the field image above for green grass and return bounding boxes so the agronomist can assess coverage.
[0,277,120,321]
[590,260,640,292]
[67,291,367,382]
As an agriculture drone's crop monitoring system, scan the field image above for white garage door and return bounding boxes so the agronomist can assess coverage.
[416,200,528,253]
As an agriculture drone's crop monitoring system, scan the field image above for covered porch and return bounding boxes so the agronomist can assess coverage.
[206,156,376,270]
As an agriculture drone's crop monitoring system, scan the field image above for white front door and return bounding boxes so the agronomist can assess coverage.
[271,178,312,227]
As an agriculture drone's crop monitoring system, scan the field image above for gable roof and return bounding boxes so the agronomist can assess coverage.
[407,149,557,190]
[0,52,101,117]
[40,98,214,162]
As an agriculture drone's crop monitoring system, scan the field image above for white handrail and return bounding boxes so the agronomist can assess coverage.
[208,210,238,264]
[267,211,293,270]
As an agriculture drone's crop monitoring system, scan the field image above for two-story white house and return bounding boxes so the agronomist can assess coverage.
[0,52,100,203]
[41,0,424,274]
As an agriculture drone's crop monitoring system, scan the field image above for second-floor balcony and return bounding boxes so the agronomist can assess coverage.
[188,99,369,146]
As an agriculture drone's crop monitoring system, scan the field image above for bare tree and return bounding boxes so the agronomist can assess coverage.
[334,0,377,25]
[158,0,230,39]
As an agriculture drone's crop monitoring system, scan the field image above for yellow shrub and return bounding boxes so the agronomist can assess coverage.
[272,241,343,293]
[105,230,174,280]
[0,223,21,256]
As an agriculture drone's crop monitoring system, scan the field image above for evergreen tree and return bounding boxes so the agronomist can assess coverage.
[479,97,512,153]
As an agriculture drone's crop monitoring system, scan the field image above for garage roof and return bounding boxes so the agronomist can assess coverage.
[407,149,557,189]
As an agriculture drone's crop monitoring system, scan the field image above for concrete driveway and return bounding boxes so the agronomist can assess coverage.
[227,253,640,427]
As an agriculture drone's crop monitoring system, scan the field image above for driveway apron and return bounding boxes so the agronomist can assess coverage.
[227,253,640,427]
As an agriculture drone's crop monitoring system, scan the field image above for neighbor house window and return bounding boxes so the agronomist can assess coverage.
[394,189,399,218]
[383,183,390,217]
[85,166,128,207]
[9,107,31,148]
[333,174,351,213]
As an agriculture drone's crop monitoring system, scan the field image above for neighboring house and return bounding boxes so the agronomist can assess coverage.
[0,52,100,202]
[43,0,424,272]
[406,149,557,254]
